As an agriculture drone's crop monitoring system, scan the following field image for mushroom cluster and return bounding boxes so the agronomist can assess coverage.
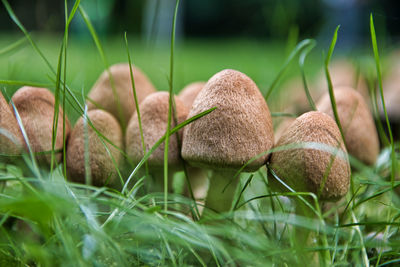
[1,60,381,221]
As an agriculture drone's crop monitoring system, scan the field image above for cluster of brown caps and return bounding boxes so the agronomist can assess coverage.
[0,61,381,216]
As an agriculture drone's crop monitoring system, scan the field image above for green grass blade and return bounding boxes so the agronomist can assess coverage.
[0,37,26,56]
[298,39,317,111]
[2,0,84,115]
[264,39,314,101]
[124,32,148,175]
[324,25,346,143]
[164,0,181,212]
[370,13,396,187]
[78,6,126,130]
[50,42,64,173]
[0,80,52,87]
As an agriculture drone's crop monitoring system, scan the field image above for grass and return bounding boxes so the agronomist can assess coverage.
[1,1,400,266]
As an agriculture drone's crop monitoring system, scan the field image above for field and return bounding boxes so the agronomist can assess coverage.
[1,2,400,267]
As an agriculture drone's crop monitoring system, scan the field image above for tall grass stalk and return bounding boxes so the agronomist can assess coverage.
[370,14,396,187]
[264,39,314,101]
[164,0,181,212]
[124,32,149,175]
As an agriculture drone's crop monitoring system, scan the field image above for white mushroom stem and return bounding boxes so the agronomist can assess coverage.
[204,170,240,213]
[184,167,209,200]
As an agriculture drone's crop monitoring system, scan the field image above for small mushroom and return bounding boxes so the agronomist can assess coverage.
[178,82,206,109]
[12,86,71,164]
[269,111,350,201]
[177,81,209,202]
[87,63,156,128]
[182,69,274,213]
[125,91,188,192]
[0,91,25,157]
[317,86,379,165]
[66,109,123,187]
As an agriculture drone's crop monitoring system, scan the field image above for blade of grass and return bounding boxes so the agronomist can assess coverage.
[50,41,64,173]
[164,0,181,212]
[2,0,84,115]
[324,25,346,144]
[78,6,126,130]
[298,39,317,111]
[0,37,26,56]
[0,80,52,88]
[264,39,314,101]
[124,32,149,176]
[370,14,396,187]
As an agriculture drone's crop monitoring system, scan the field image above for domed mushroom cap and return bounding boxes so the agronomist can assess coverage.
[87,63,156,126]
[12,86,71,163]
[270,111,350,201]
[178,81,206,109]
[125,91,188,169]
[0,91,25,155]
[316,86,379,165]
[181,69,274,172]
[66,109,123,187]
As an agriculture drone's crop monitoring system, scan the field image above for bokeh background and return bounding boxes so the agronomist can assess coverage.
[0,0,399,122]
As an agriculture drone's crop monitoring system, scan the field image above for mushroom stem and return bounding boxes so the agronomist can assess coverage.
[184,167,209,201]
[204,170,239,214]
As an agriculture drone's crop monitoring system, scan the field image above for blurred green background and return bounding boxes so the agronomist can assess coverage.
[0,0,398,123]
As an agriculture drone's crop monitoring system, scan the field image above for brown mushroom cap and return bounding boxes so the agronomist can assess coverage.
[125,91,188,169]
[270,111,350,201]
[316,86,379,165]
[66,109,123,187]
[181,69,274,172]
[87,63,156,127]
[0,91,25,155]
[12,86,71,163]
[178,82,206,109]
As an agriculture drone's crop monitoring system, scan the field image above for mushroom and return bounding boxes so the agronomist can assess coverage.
[317,86,379,165]
[11,86,71,164]
[66,109,123,187]
[125,91,188,192]
[181,69,274,214]
[177,82,209,202]
[178,81,206,109]
[0,91,25,158]
[269,111,350,201]
[87,63,156,128]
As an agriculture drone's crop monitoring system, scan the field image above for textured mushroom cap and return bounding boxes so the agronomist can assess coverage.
[181,69,274,172]
[12,86,71,163]
[87,63,156,126]
[270,111,350,201]
[66,109,123,187]
[317,87,379,165]
[125,91,188,169]
[178,82,206,109]
[0,92,24,155]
